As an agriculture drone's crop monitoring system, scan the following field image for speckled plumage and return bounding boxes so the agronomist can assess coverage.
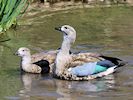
[53,25,125,80]
[31,50,58,72]
[16,47,102,74]
[16,47,56,73]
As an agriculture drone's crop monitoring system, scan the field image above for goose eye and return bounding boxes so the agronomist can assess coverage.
[64,27,68,29]
[22,50,25,51]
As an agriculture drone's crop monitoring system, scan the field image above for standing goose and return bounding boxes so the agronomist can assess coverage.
[53,25,126,80]
[15,47,57,74]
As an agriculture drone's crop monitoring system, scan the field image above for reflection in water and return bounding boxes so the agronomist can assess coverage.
[19,73,42,100]
[19,73,115,100]
[56,75,115,100]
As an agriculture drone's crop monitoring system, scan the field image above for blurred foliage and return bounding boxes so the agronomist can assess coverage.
[30,0,127,4]
[0,0,29,33]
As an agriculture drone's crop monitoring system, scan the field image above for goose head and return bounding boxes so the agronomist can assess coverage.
[15,47,31,57]
[55,25,76,44]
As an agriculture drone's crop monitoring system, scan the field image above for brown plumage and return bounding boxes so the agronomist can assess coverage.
[70,52,104,67]
[31,50,57,64]
[53,25,125,80]
[15,47,57,73]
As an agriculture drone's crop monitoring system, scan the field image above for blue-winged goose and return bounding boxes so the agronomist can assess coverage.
[53,25,126,80]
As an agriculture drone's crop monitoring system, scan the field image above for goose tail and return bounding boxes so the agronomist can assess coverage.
[100,55,127,68]
[33,60,50,74]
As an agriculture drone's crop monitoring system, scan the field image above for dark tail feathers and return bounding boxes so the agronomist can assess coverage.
[33,60,50,74]
[100,55,127,67]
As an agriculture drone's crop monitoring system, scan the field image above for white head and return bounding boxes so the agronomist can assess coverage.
[15,47,31,57]
[55,25,76,44]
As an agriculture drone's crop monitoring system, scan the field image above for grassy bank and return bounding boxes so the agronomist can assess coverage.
[0,0,28,33]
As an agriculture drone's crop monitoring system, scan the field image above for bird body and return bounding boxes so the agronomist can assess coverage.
[53,25,126,80]
[16,47,51,74]
[16,47,99,74]
[31,50,57,65]
[68,60,116,76]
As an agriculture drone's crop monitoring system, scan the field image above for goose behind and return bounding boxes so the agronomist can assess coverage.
[15,47,50,74]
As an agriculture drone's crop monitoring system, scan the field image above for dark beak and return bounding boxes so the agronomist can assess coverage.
[55,27,61,31]
[14,51,19,56]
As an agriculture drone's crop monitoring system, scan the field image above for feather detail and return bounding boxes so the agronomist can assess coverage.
[70,53,104,67]
[16,47,55,74]
[31,50,57,72]
[31,50,57,64]
[54,25,126,80]
[33,60,50,74]
[22,64,42,74]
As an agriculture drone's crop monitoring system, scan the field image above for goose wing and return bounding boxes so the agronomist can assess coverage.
[59,66,117,81]
[33,60,50,74]
[31,50,58,64]
[57,55,126,81]
[69,52,104,68]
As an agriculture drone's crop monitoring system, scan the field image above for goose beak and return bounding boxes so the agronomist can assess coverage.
[55,27,61,32]
[14,51,19,56]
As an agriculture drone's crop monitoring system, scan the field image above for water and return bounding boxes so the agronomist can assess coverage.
[0,6,133,100]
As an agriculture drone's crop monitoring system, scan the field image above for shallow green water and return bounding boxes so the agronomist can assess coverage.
[0,6,133,100]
